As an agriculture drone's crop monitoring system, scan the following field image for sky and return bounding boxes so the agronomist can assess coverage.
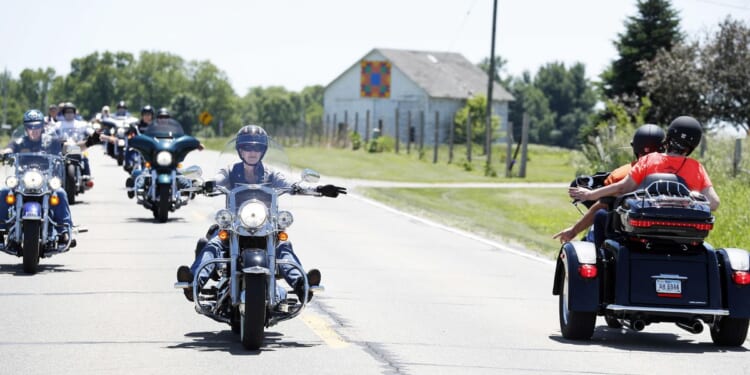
[1,0,749,95]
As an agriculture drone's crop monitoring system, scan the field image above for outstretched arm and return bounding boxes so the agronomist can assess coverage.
[569,176,637,203]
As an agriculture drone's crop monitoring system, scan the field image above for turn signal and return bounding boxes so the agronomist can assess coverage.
[5,194,15,205]
[278,231,288,241]
[733,271,750,285]
[145,162,151,169]
[50,194,60,206]
[578,264,598,279]
[177,163,183,169]
[218,230,229,241]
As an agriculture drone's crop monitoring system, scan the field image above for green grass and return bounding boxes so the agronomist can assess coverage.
[362,187,580,258]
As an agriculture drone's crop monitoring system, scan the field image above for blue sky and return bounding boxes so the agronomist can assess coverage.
[1,0,747,94]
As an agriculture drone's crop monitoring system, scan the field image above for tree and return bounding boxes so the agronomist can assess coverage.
[188,60,239,135]
[507,72,556,144]
[478,55,510,86]
[453,95,500,145]
[601,0,682,100]
[639,41,710,125]
[170,93,202,135]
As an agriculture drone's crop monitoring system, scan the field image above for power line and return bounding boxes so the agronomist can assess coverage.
[447,0,480,51]
[690,0,750,11]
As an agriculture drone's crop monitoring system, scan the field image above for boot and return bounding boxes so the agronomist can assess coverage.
[176,265,194,302]
[294,269,321,303]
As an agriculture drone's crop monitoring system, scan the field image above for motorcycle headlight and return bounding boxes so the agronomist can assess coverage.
[278,210,294,229]
[156,151,173,166]
[49,176,62,190]
[116,128,126,136]
[5,176,18,189]
[215,209,234,228]
[23,171,44,190]
[239,201,267,229]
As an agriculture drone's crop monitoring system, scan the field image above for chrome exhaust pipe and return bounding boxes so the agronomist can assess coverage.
[626,319,645,331]
[675,319,703,334]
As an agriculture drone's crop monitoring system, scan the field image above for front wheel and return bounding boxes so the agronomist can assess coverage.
[710,317,749,346]
[22,220,41,274]
[240,274,267,350]
[559,265,596,340]
[65,164,77,205]
[156,185,170,223]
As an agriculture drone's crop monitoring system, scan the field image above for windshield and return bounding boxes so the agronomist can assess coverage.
[6,126,63,155]
[144,118,185,138]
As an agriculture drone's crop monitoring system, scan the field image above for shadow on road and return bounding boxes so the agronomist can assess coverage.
[549,326,749,353]
[0,263,77,276]
[124,217,186,224]
[167,330,315,355]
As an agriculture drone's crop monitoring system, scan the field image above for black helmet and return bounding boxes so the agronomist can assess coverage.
[631,124,665,157]
[23,109,45,127]
[61,102,76,113]
[236,125,268,165]
[666,116,703,155]
[156,107,170,118]
[117,100,127,109]
[141,105,154,115]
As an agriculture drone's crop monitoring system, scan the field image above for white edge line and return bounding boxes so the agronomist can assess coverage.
[348,193,556,266]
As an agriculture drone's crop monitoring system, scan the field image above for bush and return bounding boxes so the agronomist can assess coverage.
[350,131,362,150]
[367,136,395,153]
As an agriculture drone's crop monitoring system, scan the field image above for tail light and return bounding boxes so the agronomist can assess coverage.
[629,218,713,231]
[85,180,94,188]
[578,264,597,279]
[732,271,750,285]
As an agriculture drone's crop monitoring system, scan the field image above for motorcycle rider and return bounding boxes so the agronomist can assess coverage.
[570,116,719,211]
[45,104,59,125]
[114,100,128,117]
[123,105,154,172]
[553,124,665,249]
[56,102,93,179]
[175,125,346,302]
[0,109,73,244]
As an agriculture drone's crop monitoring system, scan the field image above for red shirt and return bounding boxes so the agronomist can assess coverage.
[604,162,634,186]
[629,153,712,191]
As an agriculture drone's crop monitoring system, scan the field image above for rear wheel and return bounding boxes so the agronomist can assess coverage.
[559,265,596,340]
[240,274,266,350]
[710,317,749,346]
[65,164,77,205]
[605,315,623,329]
[22,220,41,274]
[156,185,170,223]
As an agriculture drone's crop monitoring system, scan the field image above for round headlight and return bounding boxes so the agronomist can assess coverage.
[156,151,173,166]
[278,210,294,229]
[49,176,62,190]
[116,127,126,136]
[215,209,234,228]
[239,201,267,228]
[23,171,44,189]
[5,176,18,189]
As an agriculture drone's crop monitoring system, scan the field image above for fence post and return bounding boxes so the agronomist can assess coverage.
[505,121,513,177]
[466,114,472,163]
[407,110,412,154]
[520,114,529,178]
[365,110,371,144]
[433,111,439,163]
[448,113,455,164]
[734,138,742,177]
[395,108,400,154]
[419,111,425,153]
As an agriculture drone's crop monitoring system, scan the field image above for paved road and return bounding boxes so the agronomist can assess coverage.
[0,147,747,375]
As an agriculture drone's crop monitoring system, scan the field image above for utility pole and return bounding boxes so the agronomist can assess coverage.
[485,0,499,173]
[1,68,8,127]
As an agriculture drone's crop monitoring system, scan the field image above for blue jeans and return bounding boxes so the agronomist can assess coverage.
[592,209,608,251]
[190,236,303,287]
[82,156,91,176]
[0,188,73,232]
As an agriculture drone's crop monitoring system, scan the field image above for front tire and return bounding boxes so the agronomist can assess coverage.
[65,164,77,205]
[240,274,266,350]
[156,185,170,223]
[22,220,41,274]
[559,265,596,340]
[710,317,749,346]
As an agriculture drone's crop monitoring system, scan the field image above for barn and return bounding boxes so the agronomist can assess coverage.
[323,48,514,145]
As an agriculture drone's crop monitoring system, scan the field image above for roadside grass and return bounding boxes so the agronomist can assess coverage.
[361,187,580,258]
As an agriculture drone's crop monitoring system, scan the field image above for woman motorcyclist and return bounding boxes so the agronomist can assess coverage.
[0,109,73,244]
[554,124,665,248]
[570,116,719,211]
[123,105,154,172]
[56,102,93,179]
[176,125,346,302]
[45,104,58,125]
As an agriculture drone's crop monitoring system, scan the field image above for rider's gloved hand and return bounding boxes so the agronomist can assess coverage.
[316,184,347,198]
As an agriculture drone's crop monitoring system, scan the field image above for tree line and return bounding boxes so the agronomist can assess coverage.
[0,51,324,137]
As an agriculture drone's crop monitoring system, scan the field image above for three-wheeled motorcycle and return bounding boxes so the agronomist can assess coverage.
[553,174,750,346]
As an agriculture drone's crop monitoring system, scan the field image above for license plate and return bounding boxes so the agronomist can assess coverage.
[656,279,682,294]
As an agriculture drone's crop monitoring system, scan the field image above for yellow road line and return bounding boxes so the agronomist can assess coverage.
[302,311,349,349]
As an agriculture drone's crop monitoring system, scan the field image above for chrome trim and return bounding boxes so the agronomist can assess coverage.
[650,274,688,280]
[606,304,729,316]
[724,248,750,271]
[569,241,596,264]
[242,266,270,275]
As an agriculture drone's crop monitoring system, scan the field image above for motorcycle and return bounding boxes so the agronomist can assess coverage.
[174,139,334,350]
[59,127,94,204]
[100,115,137,166]
[0,129,80,273]
[553,173,750,346]
[127,118,202,222]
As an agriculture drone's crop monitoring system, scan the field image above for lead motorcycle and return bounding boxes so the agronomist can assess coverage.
[128,118,202,222]
[553,173,750,346]
[0,129,80,273]
[175,139,342,350]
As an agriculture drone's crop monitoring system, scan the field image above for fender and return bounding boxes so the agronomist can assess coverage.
[552,241,599,312]
[717,248,750,318]
[241,248,269,275]
[22,202,42,220]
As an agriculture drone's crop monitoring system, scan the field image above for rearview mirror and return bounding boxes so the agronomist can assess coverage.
[180,165,203,179]
[301,168,320,183]
[203,180,216,193]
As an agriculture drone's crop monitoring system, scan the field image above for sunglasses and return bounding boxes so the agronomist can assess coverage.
[25,124,44,130]
[238,144,265,152]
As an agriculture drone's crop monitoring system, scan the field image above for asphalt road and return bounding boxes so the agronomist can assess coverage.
[0,146,747,375]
